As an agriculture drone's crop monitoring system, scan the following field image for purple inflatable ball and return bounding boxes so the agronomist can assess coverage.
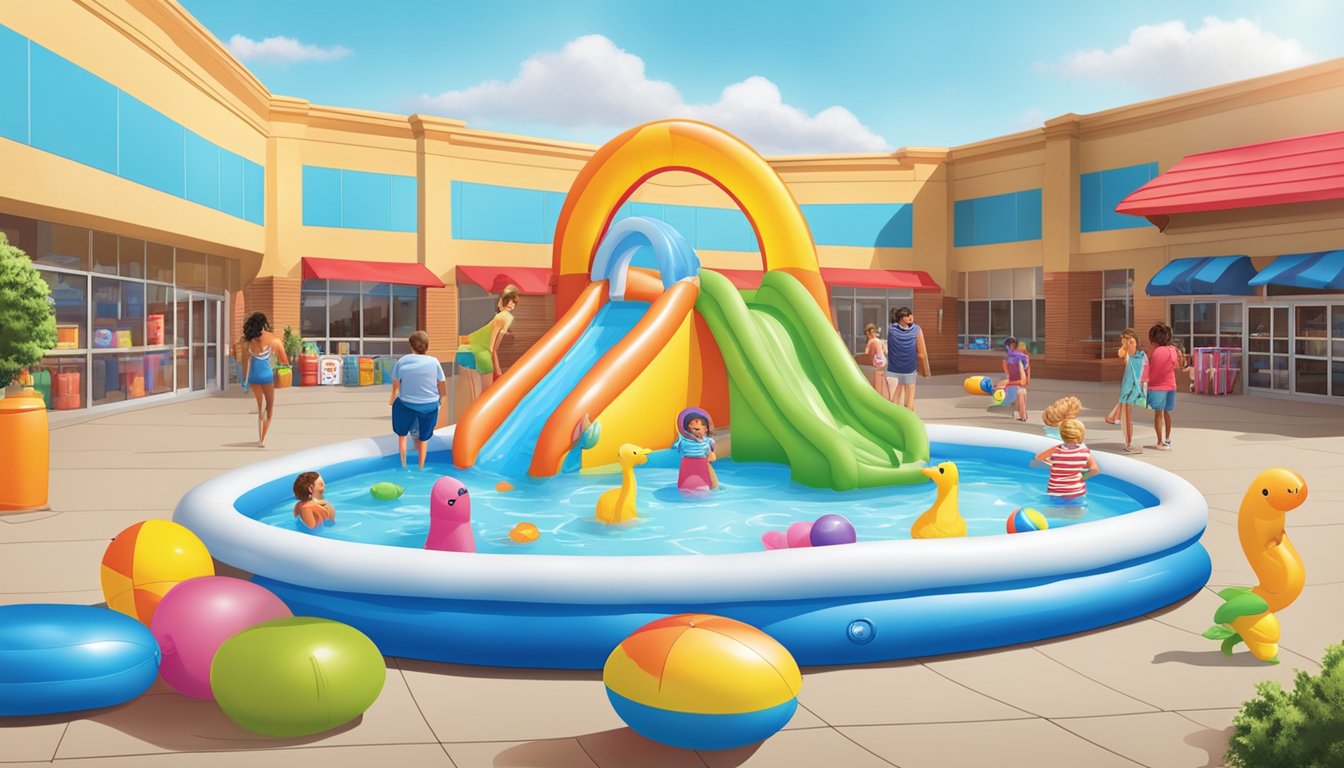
[149,576,293,700]
[809,514,856,546]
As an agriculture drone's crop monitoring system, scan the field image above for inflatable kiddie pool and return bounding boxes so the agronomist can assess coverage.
[173,423,1211,669]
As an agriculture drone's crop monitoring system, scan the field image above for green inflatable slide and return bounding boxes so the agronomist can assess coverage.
[696,268,930,490]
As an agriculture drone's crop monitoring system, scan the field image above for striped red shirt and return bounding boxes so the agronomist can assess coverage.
[1047,443,1092,497]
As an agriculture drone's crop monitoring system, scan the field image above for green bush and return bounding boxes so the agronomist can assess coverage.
[1225,641,1344,767]
[0,234,56,389]
[281,325,303,363]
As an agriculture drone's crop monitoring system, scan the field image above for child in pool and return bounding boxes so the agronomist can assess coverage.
[1033,419,1100,504]
[292,471,335,529]
[673,409,719,491]
[1040,396,1082,440]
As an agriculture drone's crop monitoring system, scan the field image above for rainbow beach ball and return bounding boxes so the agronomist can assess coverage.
[1006,507,1049,534]
[603,614,802,750]
[100,520,214,625]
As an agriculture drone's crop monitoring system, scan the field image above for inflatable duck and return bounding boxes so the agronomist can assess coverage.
[910,461,967,539]
[425,476,475,553]
[1204,468,1307,662]
[596,444,651,524]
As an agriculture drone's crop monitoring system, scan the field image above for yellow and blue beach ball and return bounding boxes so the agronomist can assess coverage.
[1006,507,1049,534]
[603,614,802,750]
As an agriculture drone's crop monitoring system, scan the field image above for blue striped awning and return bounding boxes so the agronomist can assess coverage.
[1248,250,1344,291]
[1145,255,1259,296]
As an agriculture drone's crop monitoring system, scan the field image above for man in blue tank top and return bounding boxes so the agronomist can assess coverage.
[886,306,930,412]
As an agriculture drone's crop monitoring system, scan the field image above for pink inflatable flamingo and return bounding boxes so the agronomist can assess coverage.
[425,477,476,553]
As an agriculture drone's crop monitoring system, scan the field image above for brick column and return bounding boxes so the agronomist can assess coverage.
[240,276,300,339]
[914,290,958,374]
[1044,270,1101,363]
[424,285,458,363]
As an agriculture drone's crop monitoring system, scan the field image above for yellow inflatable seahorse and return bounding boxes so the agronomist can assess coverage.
[595,444,651,525]
[1203,468,1307,663]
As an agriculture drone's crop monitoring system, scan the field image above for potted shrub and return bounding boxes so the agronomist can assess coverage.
[278,325,302,387]
[1225,640,1344,767]
[0,233,57,511]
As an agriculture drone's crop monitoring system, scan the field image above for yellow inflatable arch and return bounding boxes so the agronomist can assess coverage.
[551,120,830,320]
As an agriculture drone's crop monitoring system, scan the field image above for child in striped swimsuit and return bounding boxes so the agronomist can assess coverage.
[1033,418,1099,505]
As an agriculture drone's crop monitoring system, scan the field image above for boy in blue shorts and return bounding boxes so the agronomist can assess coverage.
[390,331,447,469]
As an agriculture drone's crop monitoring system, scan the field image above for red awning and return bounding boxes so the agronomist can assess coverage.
[1116,129,1344,229]
[706,268,940,291]
[821,267,941,290]
[456,265,553,295]
[301,257,444,288]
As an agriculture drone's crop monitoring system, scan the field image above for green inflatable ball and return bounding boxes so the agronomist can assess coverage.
[210,617,385,738]
[370,482,405,500]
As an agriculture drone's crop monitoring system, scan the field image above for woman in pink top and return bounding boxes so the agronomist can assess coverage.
[1142,323,1185,451]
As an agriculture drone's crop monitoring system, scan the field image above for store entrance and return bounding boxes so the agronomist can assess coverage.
[1247,303,1344,398]
[175,293,224,393]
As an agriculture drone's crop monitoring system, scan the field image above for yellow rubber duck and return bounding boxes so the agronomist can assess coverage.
[595,444,652,525]
[911,462,967,539]
[1204,468,1307,663]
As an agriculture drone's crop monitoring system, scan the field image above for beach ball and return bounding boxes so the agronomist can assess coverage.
[210,617,386,738]
[100,520,214,626]
[810,514,856,546]
[1006,507,1048,534]
[603,614,802,750]
[149,576,292,700]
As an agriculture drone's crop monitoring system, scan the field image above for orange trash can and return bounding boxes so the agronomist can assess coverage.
[0,391,50,511]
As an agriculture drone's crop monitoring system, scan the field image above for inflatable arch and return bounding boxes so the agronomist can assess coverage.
[552,120,830,321]
[590,217,701,299]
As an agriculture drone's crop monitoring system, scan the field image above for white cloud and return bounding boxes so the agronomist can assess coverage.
[1040,17,1317,92]
[413,35,888,155]
[226,34,351,65]
[1014,108,1044,131]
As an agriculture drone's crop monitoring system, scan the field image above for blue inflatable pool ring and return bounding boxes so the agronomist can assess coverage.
[0,604,161,716]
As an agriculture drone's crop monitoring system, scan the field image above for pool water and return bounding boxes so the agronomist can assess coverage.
[239,443,1155,556]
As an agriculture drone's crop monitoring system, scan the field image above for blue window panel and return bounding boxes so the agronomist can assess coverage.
[662,204,697,244]
[451,181,463,238]
[1015,189,1042,241]
[800,203,912,248]
[303,166,341,227]
[455,182,547,243]
[243,159,264,225]
[218,149,245,219]
[389,174,416,232]
[542,191,567,242]
[953,200,975,247]
[29,44,116,174]
[973,194,1015,245]
[696,207,756,252]
[117,93,183,196]
[0,25,27,144]
[1100,163,1157,231]
[183,130,219,209]
[341,170,392,231]
[627,202,664,221]
[1079,170,1102,232]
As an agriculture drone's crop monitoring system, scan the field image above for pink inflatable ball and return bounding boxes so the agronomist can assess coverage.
[761,521,814,550]
[149,576,292,700]
[809,514,856,547]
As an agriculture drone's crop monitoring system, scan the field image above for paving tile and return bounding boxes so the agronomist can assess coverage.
[0,716,66,762]
[796,661,1030,726]
[38,744,453,767]
[399,660,624,742]
[0,540,109,595]
[0,508,168,545]
[47,469,230,513]
[577,729,708,768]
[924,646,1158,718]
[1055,711,1233,768]
[1272,582,1344,664]
[700,727,893,768]
[55,657,435,758]
[1035,617,1318,712]
[0,589,103,607]
[1176,707,1239,731]
[443,738,597,768]
[840,719,1141,768]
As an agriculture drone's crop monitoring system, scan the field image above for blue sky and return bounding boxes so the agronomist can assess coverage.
[179,1,1344,155]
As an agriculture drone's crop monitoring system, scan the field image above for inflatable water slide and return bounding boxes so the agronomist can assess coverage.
[451,120,928,490]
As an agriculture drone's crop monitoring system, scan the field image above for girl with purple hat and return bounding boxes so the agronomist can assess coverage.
[673,407,719,492]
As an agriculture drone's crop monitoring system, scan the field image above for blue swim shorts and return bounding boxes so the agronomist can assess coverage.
[392,398,438,441]
[1147,389,1176,411]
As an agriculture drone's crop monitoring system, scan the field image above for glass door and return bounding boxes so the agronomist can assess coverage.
[1294,305,1329,396]
[175,292,224,392]
[1247,306,1290,392]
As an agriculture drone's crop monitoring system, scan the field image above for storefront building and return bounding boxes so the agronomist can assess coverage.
[2,1,1343,411]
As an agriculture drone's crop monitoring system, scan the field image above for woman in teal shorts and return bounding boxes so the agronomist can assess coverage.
[455,285,519,403]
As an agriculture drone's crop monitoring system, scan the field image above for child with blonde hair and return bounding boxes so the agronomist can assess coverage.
[1041,396,1082,440]
[1033,418,1100,504]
